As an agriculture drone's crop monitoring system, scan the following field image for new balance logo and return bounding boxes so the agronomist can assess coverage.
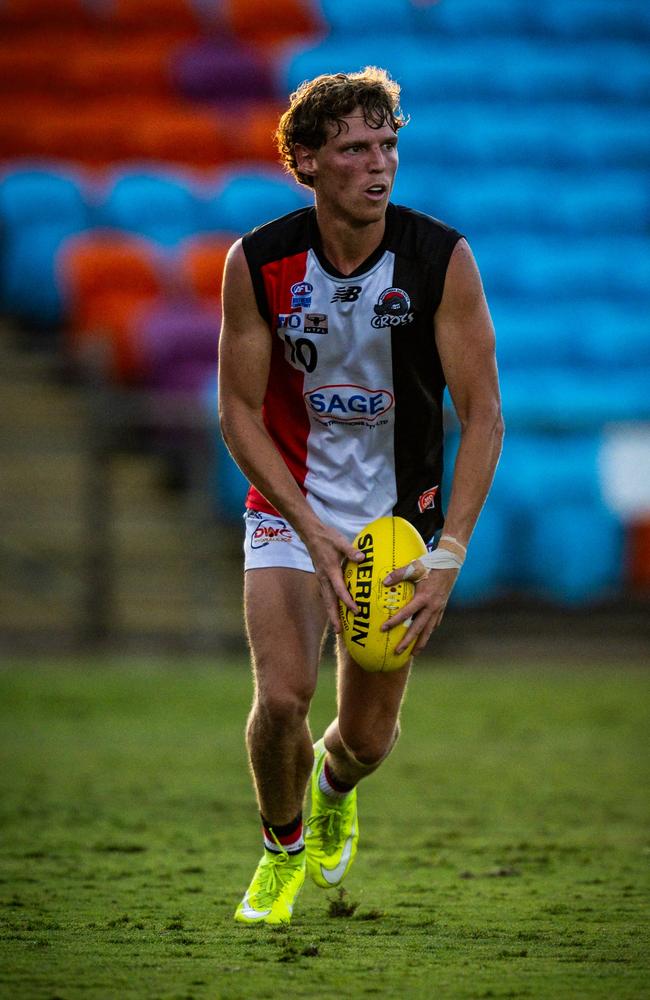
[331,285,362,303]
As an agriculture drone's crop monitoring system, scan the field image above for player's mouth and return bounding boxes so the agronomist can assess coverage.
[364,184,387,201]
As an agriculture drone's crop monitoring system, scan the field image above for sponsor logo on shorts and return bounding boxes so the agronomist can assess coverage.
[331,285,362,304]
[290,281,313,308]
[371,287,415,328]
[304,312,328,334]
[304,384,394,423]
[417,485,439,513]
[251,519,293,548]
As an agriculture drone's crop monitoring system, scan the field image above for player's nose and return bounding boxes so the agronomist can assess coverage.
[367,145,385,171]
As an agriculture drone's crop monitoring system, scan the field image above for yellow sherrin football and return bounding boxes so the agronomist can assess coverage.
[339,516,427,672]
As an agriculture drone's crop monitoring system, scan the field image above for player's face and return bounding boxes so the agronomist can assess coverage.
[303,111,399,225]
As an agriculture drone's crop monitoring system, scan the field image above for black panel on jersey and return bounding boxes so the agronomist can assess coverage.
[387,205,463,537]
[242,207,313,323]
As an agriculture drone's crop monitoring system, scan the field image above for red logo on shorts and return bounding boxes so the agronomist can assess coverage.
[251,520,293,549]
[417,486,439,513]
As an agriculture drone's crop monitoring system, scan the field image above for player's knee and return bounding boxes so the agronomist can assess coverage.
[340,721,400,768]
[256,686,312,729]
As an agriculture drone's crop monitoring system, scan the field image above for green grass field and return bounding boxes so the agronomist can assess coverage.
[0,657,648,1000]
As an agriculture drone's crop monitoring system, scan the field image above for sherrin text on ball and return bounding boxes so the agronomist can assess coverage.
[339,516,427,672]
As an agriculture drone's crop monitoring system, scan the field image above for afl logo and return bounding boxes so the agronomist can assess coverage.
[290,280,313,308]
[371,287,415,328]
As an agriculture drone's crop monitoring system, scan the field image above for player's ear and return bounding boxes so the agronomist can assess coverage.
[294,143,317,181]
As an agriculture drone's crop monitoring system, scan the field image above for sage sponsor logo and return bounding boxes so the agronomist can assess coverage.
[304,384,394,423]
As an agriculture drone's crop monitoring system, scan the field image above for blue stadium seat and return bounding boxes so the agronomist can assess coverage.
[474,235,649,302]
[531,0,650,41]
[448,501,508,605]
[410,0,533,38]
[99,170,205,247]
[0,166,89,324]
[490,301,581,369]
[317,0,413,35]
[499,371,650,429]
[490,431,605,511]
[574,303,650,368]
[204,375,249,520]
[282,38,650,106]
[397,104,650,171]
[396,167,647,237]
[206,170,311,235]
[525,502,624,604]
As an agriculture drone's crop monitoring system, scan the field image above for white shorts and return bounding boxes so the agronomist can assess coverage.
[243,510,315,573]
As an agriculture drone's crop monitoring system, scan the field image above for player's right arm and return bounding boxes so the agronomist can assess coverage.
[217,240,361,628]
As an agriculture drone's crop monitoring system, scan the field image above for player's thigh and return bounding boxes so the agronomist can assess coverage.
[336,638,411,758]
[245,567,328,706]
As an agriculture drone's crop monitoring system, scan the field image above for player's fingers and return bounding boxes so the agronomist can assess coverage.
[381,591,428,631]
[318,577,344,633]
[394,609,434,656]
[383,558,427,586]
[321,567,358,618]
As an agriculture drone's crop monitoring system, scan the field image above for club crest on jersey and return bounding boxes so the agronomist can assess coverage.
[371,287,415,328]
[290,281,313,308]
[304,384,394,424]
[417,485,439,513]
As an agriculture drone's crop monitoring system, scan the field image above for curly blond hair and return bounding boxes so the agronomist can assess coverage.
[276,66,407,188]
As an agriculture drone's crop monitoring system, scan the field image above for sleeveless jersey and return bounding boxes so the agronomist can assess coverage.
[241,202,463,541]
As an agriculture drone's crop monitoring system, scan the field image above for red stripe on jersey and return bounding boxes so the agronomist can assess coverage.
[246,251,311,516]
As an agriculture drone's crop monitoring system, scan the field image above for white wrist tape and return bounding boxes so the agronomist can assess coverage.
[421,548,464,571]
[402,546,464,579]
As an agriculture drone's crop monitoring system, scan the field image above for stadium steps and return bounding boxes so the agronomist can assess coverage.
[0,326,243,651]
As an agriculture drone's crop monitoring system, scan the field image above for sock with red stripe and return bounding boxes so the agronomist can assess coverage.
[319,759,354,800]
[261,813,304,855]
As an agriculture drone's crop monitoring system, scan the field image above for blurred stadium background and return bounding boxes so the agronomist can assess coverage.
[0,0,649,658]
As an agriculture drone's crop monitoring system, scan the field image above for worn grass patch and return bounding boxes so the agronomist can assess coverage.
[0,657,648,999]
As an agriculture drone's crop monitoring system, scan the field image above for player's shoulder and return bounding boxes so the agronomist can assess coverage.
[387,203,464,265]
[242,206,314,269]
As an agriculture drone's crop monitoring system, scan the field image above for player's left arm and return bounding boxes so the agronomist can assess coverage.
[383,238,504,654]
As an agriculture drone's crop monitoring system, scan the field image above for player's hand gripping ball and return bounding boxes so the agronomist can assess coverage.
[339,516,427,672]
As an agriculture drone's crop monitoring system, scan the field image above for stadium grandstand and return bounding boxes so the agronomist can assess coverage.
[1,0,649,652]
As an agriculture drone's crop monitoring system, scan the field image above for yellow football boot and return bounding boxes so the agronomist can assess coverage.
[305,739,359,888]
[234,848,305,925]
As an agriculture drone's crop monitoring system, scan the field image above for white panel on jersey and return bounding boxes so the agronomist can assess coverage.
[292,249,399,538]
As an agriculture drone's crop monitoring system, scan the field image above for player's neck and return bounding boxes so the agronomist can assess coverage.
[315,206,386,277]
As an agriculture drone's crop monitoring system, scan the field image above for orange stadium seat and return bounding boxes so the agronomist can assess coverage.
[104,0,202,36]
[0,97,61,159]
[179,236,235,304]
[132,108,229,168]
[0,0,93,30]
[0,38,79,96]
[222,103,285,164]
[223,0,322,45]
[29,105,139,165]
[63,38,176,100]
[60,234,163,380]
